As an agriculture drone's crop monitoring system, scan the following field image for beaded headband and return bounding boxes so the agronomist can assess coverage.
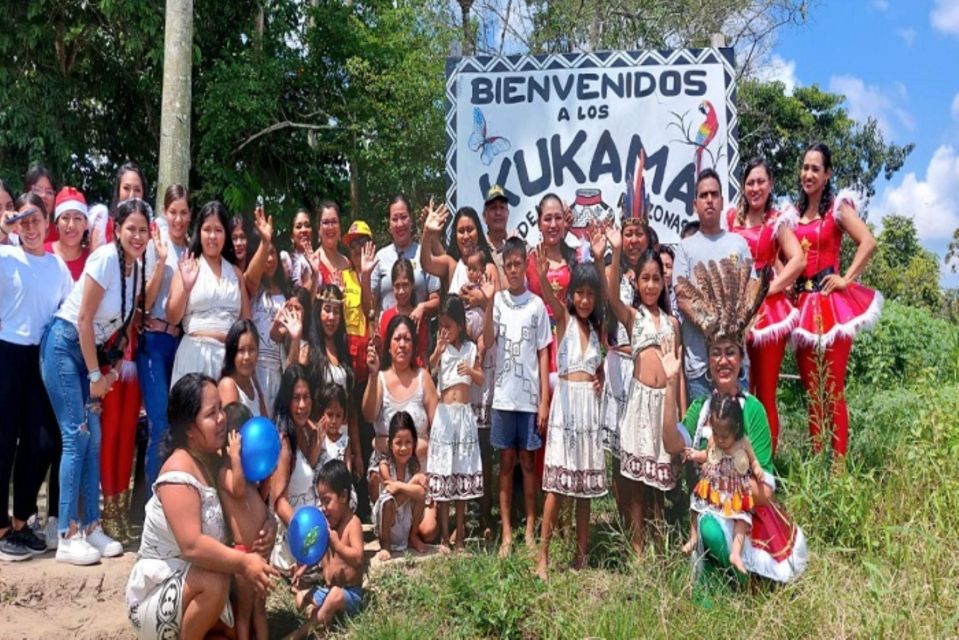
[316,288,343,305]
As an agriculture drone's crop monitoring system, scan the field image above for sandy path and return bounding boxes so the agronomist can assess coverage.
[0,552,135,640]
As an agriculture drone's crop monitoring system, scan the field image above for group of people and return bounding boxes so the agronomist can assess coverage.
[0,140,881,638]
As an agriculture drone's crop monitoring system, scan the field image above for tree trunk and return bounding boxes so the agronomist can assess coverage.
[349,155,360,218]
[156,0,194,215]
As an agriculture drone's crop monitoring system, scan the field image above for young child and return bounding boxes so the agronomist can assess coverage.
[483,236,552,557]
[535,230,609,579]
[218,401,269,640]
[683,393,765,573]
[317,384,351,469]
[372,411,430,561]
[379,259,430,367]
[427,295,484,552]
[605,227,684,556]
[462,250,488,345]
[291,459,365,640]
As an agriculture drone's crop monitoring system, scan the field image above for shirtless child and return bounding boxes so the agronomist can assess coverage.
[290,459,365,639]
[219,402,271,640]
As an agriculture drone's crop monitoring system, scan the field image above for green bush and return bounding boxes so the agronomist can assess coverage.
[847,301,959,387]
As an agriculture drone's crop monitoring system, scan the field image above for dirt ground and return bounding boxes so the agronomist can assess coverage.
[0,551,137,640]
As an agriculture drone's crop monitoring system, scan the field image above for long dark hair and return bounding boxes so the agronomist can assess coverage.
[0,179,17,208]
[308,284,354,399]
[221,319,259,379]
[387,410,420,474]
[110,162,149,216]
[228,214,250,267]
[113,198,151,338]
[15,192,47,219]
[164,372,218,460]
[189,201,238,265]
[273,363,313,454]
[797,142,833,219]
[447,206,493,263]
[567,264,604,336]
[736,157,774,226]
[381,314,418,371]
[536,193,576,267]
[634,249,670,315]
[439,294,469,345]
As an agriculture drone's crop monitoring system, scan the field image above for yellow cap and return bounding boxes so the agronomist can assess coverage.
[484,184,508,204]
[343,219,373,246]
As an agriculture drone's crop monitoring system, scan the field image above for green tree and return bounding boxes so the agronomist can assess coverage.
[861,215,942,312]
[737,81,913,205]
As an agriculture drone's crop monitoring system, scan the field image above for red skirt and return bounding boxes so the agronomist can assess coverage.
[750,503,798,563]
[793,284,882,349]
[748,292,799,346]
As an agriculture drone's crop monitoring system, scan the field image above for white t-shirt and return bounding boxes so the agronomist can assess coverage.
[0,246,73,345]
[490,288,552,413]
[323,426,350,462]
[56,243,140,345]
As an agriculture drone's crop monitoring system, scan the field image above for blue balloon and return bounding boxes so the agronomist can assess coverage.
[239,416,281,482]
[288,505,329,566]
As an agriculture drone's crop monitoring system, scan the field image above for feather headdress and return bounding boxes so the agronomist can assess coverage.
[674,255,770,346]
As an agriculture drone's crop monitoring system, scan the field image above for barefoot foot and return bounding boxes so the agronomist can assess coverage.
[730,551,747,574]
[375,548,392,562]
[681,538,698,556]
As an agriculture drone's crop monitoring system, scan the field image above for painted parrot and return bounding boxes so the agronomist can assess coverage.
[694,100,719,175]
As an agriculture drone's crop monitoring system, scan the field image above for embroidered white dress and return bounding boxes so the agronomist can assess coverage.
[426,341,483,501]
[542,319,607,498]
[126,471,234,639]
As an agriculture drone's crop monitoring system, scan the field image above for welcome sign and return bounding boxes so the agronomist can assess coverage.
[445,49,739,245]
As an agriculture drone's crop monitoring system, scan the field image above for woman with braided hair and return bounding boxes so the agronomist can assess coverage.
[41,198,153,565]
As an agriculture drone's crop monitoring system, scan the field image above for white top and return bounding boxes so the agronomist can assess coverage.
[55,243,139,345]
[145,217,189,321]
[323,426,350,462]
[613,273,634,348]
[252,288,285,366]
[127,471,228,608]
[236,380,262,417]
[374,369,429,439]
[324,362,348,390]
[182,255,242,335]
[438,341,477,392]
[280,250,313,289]
[556,318,602,377]
[448,259,469,294]
[490,289,552,413]
[0,246,73,345]
[631,305,674,355]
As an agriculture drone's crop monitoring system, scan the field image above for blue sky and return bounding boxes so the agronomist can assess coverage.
[768,0,959,284]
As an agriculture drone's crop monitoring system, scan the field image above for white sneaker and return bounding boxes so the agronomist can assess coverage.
[85,525,123,558]
[56,532,101,566]
[27,514,46,542]
[44,517,59,550]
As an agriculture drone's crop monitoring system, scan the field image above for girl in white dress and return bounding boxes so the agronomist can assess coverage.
[426,295,483,552]
[217,319,268,417]
[605,228,683,557]
[167,201,250,387]
[535,232,608,579]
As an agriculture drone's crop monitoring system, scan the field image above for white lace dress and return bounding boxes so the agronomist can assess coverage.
[126,471,234,639]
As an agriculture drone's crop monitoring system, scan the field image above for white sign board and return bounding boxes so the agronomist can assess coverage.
[445,49,739,245]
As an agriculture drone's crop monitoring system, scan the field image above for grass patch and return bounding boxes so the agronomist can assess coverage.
[268,380,959,638]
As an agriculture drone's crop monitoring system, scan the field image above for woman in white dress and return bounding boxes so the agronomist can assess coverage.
[167,201,250,387]
[217,319,268,417]
[126,373,277,639]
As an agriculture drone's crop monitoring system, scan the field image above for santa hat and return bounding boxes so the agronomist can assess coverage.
[54,187,88,221]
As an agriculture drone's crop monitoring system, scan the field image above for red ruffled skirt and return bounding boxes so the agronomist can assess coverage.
[750,503,799,563]
[793,284,883,349]
[748,292,799,346]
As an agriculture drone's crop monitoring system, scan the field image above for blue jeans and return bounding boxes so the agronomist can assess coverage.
[39,318,102,534]
[686,373,712,404]
[137,331,179,495]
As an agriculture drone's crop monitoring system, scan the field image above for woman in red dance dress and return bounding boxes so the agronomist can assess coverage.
[789,143,881,457]
[726,158,805,453]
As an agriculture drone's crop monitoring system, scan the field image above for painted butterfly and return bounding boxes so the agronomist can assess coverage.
[468,107,511,166]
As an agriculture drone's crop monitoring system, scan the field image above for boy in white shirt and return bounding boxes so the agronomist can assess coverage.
[482,236,552,557]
